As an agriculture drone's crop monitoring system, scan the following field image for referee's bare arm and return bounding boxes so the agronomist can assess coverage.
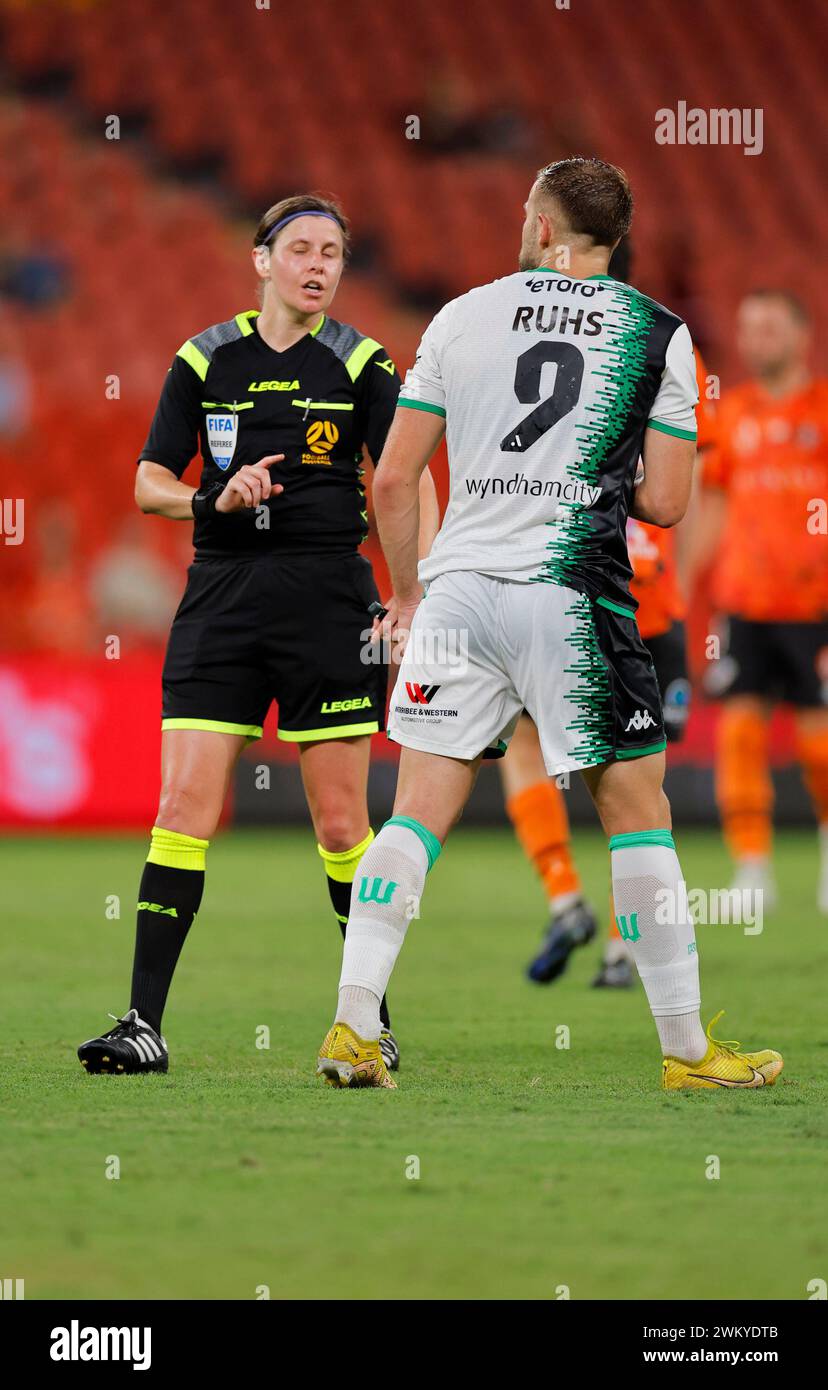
[136,456,285,519]
[135,460,198,520]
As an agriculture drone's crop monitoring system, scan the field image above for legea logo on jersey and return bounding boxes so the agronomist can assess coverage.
[206,413,238,471]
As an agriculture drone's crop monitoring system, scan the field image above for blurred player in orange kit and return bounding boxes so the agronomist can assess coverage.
[696,290,828,911]
[501,240,717,987]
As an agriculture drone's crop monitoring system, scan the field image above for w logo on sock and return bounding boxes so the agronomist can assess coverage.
[615,912,641,942]
[405,683,441,705]
[357,876,398,905]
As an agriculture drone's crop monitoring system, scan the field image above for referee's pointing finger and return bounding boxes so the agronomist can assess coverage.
[253,454,285,501]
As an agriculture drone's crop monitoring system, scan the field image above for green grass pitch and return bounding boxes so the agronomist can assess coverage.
[1,826,826,1301]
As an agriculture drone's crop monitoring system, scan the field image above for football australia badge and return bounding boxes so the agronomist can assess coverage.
[206,412,239,471]
[302,419,339,465]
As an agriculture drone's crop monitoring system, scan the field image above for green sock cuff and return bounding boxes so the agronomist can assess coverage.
[609,829,675,852]
[385,815,442,871]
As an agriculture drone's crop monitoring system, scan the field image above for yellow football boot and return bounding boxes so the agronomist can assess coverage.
[662,1011,783,1090]
[316,1022,397,1089]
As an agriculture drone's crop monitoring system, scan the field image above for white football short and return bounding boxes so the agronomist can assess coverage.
[386,571,666,773]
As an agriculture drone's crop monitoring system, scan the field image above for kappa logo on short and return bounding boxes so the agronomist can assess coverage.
[625,709,656,732]
[404,683,441,705]
[206,412,238,471]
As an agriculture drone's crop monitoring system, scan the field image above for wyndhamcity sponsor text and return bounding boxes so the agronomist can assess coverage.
[466,475,602,505]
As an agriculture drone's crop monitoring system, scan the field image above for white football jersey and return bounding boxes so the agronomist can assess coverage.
[399,270,698,611]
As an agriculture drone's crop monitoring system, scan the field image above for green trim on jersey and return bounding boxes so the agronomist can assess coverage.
[609,828,675,850]
[397,397,447,417]
[344,335,383,382]
[596,595,636,619]
[536,281,656,591]
[176,340,210,381]
[309,314,326,337]
[291,399,355,411]
[563,590,614,766]
[647,419,697,441]
[201,401,255,410]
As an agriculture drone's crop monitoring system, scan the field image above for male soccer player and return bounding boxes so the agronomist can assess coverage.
[77,194,438,1076]
[508,332,716,990]
[316,157,783,1091]
[696,290,828,909]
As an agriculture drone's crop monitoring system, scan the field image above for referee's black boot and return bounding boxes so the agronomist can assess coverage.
[379,1026,401,1072]
[78,1009,169,1074]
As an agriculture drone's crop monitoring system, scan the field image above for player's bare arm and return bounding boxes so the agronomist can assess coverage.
[632,430,695,527]
[417,465,441,562]
[371,463,442,648]
[373,406,446,635]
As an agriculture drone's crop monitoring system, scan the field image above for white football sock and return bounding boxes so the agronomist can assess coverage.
[336,986,382,1040]
[610,830,707,1062]
[336,816,441,1040]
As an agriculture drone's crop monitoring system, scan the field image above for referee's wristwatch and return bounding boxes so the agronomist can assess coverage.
[191,481,226,521]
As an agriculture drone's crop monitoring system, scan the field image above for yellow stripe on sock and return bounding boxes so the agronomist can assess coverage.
[147,826,210,871]
[317,829,375,884]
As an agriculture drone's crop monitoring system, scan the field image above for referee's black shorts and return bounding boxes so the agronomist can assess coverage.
[161,552,387,743]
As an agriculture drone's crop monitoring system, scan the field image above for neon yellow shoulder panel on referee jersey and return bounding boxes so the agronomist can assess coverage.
[314,317,390,381]
[176,311,261,381]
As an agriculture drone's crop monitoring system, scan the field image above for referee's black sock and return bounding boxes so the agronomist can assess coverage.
[319,833,391,1032]
[129,828,208,1035]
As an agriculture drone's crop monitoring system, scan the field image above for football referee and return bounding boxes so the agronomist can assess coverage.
[78,194,438,1076]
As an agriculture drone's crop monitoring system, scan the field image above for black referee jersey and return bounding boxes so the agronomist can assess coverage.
[139,309,401,556]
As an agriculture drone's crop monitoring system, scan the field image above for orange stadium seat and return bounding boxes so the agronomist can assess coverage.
[1,0,826,651]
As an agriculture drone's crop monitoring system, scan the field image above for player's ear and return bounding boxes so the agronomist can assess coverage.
[252,246,270,279]
[537,208,553,251]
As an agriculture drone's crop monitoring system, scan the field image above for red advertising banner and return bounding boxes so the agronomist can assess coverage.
[0,654,164,828]
[0,656,798,829]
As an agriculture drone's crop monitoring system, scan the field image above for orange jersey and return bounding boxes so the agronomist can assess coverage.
[631,349,713,639]
[703,379,828,622]
[628,520,681,639]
